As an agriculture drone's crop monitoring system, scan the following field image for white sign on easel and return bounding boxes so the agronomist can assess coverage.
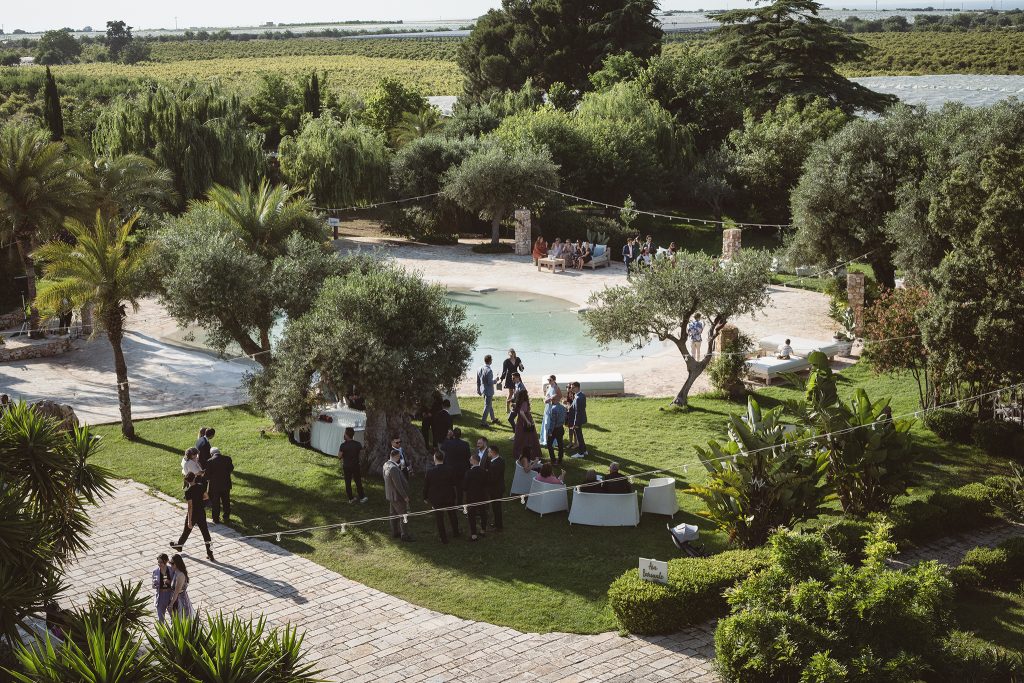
[639,557,668,584]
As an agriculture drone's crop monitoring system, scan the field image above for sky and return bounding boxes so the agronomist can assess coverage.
[1,0,1019,33]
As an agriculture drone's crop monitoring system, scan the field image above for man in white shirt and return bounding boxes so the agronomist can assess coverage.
[686,314,705,360]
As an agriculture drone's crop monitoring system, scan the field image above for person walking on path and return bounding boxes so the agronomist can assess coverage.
[540,375,562,445]
[168,554,193,618]
[204,447,234,524]
[512,389,542,461]
[152,553,176,623]
[485,446,505,531]
[170,472,215,561]
[463,453,489,541]
[423,450,460,543]
[476,355,498,426]
[384,448,414,542]
[687,314,705,360]
[569,382,589,459]
[499,349,525,413]
[339,427,367,504]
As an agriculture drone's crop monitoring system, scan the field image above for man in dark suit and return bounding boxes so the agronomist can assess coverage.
[339,427,367,503]
[440,428,471,504]
[484,446,505,531]
[431,399,454,448]
[601,462,632,494]
[423,450,460,543]
[569,382,588,458]
[204,447,234,524]
[197,427,215,468]
[621,238,639,276]
[463,453,489,541]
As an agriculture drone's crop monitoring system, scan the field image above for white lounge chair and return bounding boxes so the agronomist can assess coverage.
[757,335,842,359]
[568,490,640,526]
[745,356,812,385]
[640,477,679,517]
[525,478,569,516]
[536,373,625,397]
[509,464,535,496]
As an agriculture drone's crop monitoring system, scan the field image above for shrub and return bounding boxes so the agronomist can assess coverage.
[890,499,946,542]
[933,630,1024,682]
[930,482,995,533]
[715,524,955,683]
[385,205,459,244]
[470,242,514,254]
[706,331,753,400]
[986,466,1024,521]
[972,420,1020,457]
[811,517,874,561]
[925,408,976,442]
[607,548,770,634]
[952,538,1024,590]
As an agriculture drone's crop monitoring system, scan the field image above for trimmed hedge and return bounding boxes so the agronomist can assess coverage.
[925,408,976,443]
[951,537,1024,591]
[972,420,1021,457]
[607,548,770,635]
[892,483,997,543]
[810,517,874,561]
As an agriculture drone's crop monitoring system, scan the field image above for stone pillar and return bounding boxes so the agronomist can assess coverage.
[514,209,532,256]
[847,272,866,336]
[722,228,742,261]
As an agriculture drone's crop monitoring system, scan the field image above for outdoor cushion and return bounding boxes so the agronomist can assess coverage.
[525,478,569,516]
[568,490,640,526]
[594,244,606,257]
[641,477,679,517]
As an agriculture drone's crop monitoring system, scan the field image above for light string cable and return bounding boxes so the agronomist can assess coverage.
[313,192,441,214]
[220,381,1022,544]
[775,248,882,291]
[535,186,793,230]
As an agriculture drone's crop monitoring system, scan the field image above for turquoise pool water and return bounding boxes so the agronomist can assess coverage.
[449,289,656,373]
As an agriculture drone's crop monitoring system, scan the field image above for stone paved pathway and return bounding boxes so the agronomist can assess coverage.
[896,520,1024,567]
[64,482,719,683]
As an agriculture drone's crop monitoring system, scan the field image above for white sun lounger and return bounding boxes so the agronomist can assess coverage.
[745,356,813,385]
[757,335,842,359]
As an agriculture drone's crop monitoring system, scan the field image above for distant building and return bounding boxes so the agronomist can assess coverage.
[264,21,275,26]
[20,56,35,65]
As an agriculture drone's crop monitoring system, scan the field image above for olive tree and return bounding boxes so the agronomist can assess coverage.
[442,140,558,244]
[249,264,478,473]
[582,251,772,407]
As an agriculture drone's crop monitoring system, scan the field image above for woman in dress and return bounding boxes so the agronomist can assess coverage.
[511,389,542,461]
[531,236,548,265]
[168,554,193,619]
[152,553,176,623]
[578,242,593,270]
[564,386,577,450]
[539,374,562,447]
[499,348,525,413]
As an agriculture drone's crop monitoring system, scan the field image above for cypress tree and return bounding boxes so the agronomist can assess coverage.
[303,72,321,117]
[43,67,65,141]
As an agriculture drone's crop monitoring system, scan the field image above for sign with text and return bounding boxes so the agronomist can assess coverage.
[327,217,340,227]
[639,557,668,584]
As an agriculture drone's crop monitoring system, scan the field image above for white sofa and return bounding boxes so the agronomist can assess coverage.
[640,477,679,517]
[757,335,842,359]
[745,356,812,385]
[525,478,569,516]
[583,244,611,269]
[509,464,535,496]
[568,490,640,526]
[536,373,625,397]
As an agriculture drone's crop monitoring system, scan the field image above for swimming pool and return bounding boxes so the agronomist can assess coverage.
[449,289,664,374]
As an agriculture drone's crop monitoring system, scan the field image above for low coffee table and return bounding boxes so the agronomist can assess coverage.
[537,257,566,273]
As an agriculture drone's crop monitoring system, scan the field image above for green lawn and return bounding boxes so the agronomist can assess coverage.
[955,589,1024,653]
[89,363,1004,634]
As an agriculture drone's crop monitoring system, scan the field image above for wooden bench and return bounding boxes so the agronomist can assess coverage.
[538,257,566,273]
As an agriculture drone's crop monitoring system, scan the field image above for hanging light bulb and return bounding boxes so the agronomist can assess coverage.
[275,533,282,542]
[402,514,408,524]
[575,486,581,494]
[463,505,468,515]
[341,524,347,534]
[520,495,526,504]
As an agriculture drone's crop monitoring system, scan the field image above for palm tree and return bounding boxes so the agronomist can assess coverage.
[0,122,89,336]
[205,179,323,261]
[78,150,177,219]
[34,211,152,438]
[390,107,444,147]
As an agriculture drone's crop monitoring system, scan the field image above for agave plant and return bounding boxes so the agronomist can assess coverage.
[685,398,833,548]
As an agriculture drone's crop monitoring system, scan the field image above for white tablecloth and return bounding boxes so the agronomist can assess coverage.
[300,404,367,457]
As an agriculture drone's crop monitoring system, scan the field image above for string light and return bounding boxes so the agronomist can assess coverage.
[520,495,526,504]
[275,533,281,542]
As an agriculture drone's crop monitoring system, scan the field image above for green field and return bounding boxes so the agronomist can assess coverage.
[847,31,1024,75]
[89,363,1005,634]
[147,38,462,63]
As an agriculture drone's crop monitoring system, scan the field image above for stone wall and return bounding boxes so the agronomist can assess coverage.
[0,309,24,330]
[0,336,72,363]
[514,209,532,256]
[722,228,742,261]
[847,272,866,336]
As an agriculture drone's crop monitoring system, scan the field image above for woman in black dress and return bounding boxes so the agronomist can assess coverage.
[499,348,525,413]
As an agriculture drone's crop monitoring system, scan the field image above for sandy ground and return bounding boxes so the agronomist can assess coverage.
[0,237,837,424]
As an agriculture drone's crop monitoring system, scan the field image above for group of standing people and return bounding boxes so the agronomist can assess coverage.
[170,426,235,563]
[621,234,678,276]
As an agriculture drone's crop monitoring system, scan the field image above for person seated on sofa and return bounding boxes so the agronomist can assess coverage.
[549,238,563,260]
[518,453,544,473]
[776,338,795,360]
[580,469,602,492]
[601,463,632,494]
[534,462,566,485]
[578,241,592,270]
[532,236,548,265]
